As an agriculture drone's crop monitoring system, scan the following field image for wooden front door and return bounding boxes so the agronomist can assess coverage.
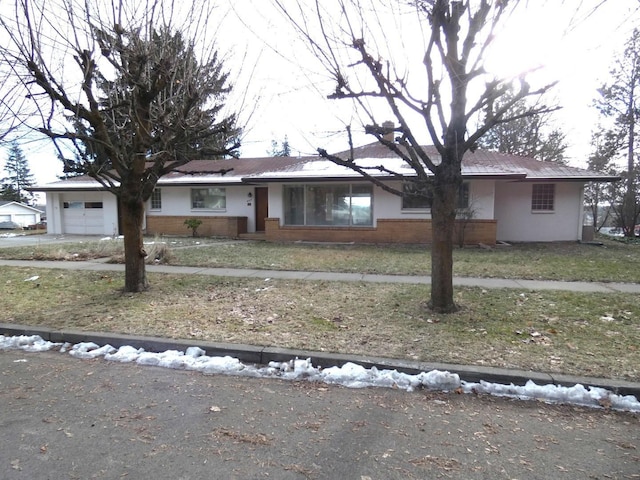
[255,187,269,232]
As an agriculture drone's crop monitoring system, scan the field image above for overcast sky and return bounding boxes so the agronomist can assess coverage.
[1,0,639,186]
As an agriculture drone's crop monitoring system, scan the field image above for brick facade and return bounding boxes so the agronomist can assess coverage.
[146,216,247,238]
[145,215,496,244]
[264,218,497,245]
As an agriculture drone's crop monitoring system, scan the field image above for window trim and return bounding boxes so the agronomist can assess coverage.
[63,201,103,209]
[401,181,470,211]
[150,188,162,210]
[190,187,226,211]
[283,183,373,227]
[531,183,555,212]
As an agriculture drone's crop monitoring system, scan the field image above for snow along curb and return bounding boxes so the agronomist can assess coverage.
[1,326,639,412]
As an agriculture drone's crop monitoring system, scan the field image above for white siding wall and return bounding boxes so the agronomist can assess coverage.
[470,180,495,219]
[495,181,584,242]
[268,184,283,220]
[375,180,496,221]
[147,185,257,232]
[45,193,61,234]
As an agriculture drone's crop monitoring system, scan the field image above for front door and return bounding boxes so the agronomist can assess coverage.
[255,187,269,232]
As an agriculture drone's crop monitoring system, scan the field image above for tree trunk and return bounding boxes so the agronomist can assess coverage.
[119,193,149,292]
[624,77,636,237]
[429,180,458,313]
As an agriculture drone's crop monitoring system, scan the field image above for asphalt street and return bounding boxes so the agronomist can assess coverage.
[2,233,640,478]
[1,349,638,480]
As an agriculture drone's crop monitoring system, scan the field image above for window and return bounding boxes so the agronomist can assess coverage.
[63,201,83,209]
[402,181,469,210]
[402,181,432,209]
[531,184,555,211]
[150,189,162,210]
[283,184,373,226]
[63,201,102,209]
[191,188,226,210]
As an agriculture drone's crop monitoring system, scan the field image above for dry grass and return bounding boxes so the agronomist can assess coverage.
[2,266,639,381]
[1,235,638,282]
[170,238,640,283]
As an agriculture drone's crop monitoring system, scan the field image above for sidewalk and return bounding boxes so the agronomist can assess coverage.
[1,258,639,293]
[3,256,639,478]
[2,257,640,397]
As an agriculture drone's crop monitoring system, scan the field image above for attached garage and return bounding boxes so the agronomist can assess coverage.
[61,195,106,234]
[34,186,119,236]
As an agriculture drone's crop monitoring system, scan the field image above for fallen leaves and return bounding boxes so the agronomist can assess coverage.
[408,455,461,471]
[212,428,271,446]
[515,328,553,345]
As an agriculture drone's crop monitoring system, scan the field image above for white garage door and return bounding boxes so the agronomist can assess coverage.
[0,215,10,222]
[14,214,36,227]
[62,197,104,234]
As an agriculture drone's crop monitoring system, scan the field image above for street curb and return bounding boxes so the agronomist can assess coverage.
[2,322,639,398]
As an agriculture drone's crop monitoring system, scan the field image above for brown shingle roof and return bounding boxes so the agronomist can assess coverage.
[334,142,618,182]
[32,142,618,191]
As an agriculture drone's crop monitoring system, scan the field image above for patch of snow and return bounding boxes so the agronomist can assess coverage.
[1,334,638,412]
[68,342,117,359]
[0,335,60,352]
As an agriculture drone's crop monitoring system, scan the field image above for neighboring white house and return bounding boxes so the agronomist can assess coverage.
[32,143,619,244]
[0,201,43,227]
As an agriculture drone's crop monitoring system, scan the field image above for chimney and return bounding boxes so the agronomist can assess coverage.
[382,120,395,142]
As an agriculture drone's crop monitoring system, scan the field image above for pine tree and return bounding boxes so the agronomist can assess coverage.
[478,93,567,163]
[1,141,35,204]
[269,136,292,157]
[595,28,640,237]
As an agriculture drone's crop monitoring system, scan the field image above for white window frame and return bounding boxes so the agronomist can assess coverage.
[191,187,226,211]
[150,189,162,210]
[531,184,555,212]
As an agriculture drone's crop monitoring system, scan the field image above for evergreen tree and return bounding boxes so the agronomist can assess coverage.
[478,93,567,163]
[269,136,292,157]
[1,141,35,204]
[584,131,618,231]
[594,29,640,237]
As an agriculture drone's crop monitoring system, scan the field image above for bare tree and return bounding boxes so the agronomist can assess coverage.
[0,72,31,143]
[0,0,240,292]
[274,0,557,312]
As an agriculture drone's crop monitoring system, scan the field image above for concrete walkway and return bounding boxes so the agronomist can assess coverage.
[2,257,640,398]
[0,257,639,293]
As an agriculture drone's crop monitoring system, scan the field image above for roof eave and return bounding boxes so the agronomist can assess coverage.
[520,176,622,183]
